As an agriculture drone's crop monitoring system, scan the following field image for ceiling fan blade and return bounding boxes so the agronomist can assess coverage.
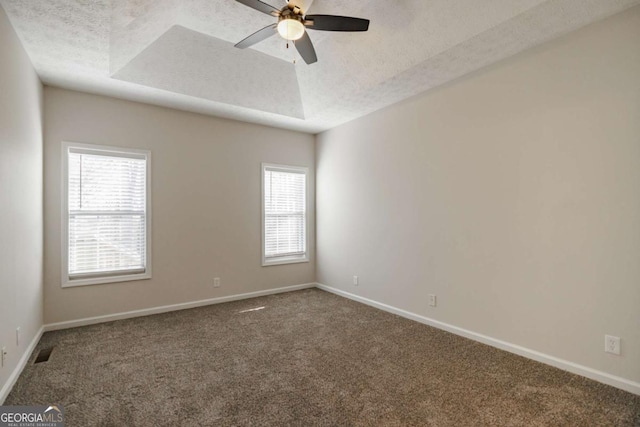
[235,24,277,49]
[294,31,317,64]
[305,15,370,32]
[235,0,281,17]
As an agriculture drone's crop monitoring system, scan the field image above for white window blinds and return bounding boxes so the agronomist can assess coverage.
[263,165,307,264]
[67,147,148,279]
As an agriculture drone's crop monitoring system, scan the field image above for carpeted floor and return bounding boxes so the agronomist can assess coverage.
[6,289,640,426]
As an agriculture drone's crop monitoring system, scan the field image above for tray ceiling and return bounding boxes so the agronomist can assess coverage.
[1,0,638,133]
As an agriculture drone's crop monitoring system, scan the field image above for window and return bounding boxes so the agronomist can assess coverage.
[262,163,308,266]
[62,142,151,287]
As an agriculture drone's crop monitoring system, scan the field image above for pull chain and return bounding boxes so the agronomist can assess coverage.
[286,41,297,64]
[292,40,296,64]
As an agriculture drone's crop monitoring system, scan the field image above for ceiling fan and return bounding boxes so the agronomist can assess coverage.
[234,0,370,64]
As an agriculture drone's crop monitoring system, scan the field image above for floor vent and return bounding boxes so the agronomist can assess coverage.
[34,347,54,364]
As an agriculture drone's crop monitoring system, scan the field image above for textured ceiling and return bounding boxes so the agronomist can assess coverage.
[2,0,638,133]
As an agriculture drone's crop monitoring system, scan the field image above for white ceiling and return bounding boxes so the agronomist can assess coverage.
[2,0,638,133]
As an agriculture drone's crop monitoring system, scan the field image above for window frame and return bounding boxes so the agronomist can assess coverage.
[61,141,152,288]
[261,163,309,267]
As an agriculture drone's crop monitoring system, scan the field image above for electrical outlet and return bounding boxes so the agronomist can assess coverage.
[213,277,221,288]
[16,327,20,346]
[605,335,621,355]
[428,294,437,307]
[353,276,359,286]
[1,347,6,368]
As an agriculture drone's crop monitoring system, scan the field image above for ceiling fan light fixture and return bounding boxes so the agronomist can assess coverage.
[277,18,305,41]
[234,0,370,65]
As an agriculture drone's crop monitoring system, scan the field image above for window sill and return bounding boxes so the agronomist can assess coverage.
[62,272,152,288]
[262,256,309,267]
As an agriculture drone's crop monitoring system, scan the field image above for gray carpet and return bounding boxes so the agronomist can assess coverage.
[6,289,640,426]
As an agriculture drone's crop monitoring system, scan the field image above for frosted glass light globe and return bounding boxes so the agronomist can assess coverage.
[277,19,305,41]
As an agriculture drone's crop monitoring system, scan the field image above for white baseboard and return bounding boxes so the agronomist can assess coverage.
[44,283,316,332]
[0,326,44,404]
[316,283,640,396]
[27,281,639,397]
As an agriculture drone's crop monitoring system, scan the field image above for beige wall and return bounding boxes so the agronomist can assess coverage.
[43,88,315,324]
[316,8,640,384]
[0,5,43,399]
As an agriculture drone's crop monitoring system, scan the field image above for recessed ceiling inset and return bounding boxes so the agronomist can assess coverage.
[113,25,305,119]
